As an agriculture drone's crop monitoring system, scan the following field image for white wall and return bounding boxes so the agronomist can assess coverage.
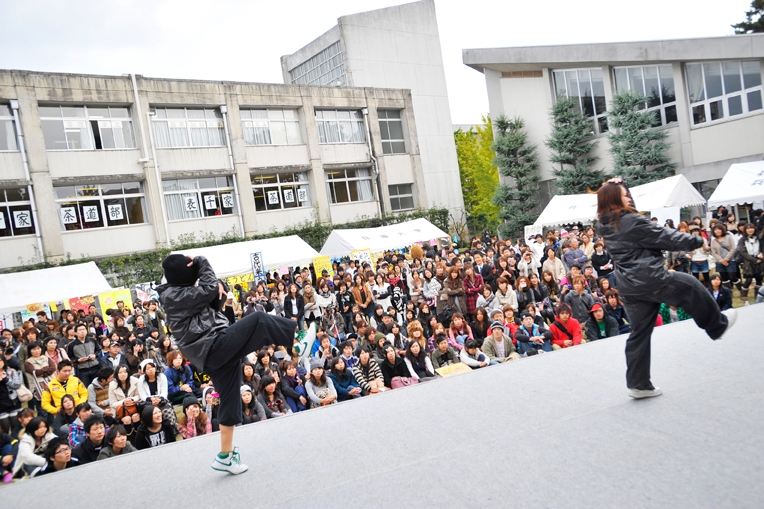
[0,152,25,180]
[157,147,229,173]
[690,113,764,166]
[329,201,377,224]
[320,143,369,164]
[381,154,414,185]
[46,150,143,179]
[246,145,309,168]
[61,224,156,258]
[255,207,315,231]
[167,215,240,242]
[0,236,39,267]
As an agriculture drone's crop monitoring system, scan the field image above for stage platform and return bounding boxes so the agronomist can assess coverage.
[4,305,763,508]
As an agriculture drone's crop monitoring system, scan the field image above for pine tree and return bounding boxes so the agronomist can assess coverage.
[491,116,540,239]
[607,91,676,186]
[733,0,764,34]
[545,96,605,194]
[454,115,500,234]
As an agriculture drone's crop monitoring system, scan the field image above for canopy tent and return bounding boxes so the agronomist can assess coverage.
[533,174,706,227]
[320,218,449,259]
[707,160,764,209]
[171,235,320,279]
[0,262,113,314]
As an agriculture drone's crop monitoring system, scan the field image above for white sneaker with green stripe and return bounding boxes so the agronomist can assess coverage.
[211,447,248,474]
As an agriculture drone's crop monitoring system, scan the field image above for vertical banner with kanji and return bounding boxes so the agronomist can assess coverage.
[312,256,334,277]
[250,252,266,284]
[524,224,543,240]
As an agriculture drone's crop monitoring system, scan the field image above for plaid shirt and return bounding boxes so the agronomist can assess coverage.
[463,274,484,315]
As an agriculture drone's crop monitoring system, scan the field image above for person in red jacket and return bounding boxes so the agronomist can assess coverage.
[549,303,584,349]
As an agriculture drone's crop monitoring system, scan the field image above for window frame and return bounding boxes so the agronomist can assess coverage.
[388,183,415,211]
[613,64,678,128]
[38,104,136,151]
[552,68,608,136]
[685,60,764,127]
[289,41,346,86]
[54,182,147,231]
[240,109,302,146]
[162,176,239,222]
[150,107,226,149]
[325,168,375,205]
[378,110,406,155]
[0,187,35,238]
[251,172,312,212]
[0,104,19,152]
[315,110,367,145]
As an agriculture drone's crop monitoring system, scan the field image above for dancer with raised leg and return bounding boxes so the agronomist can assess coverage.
[596,179,738,399]
[158,255,296,474]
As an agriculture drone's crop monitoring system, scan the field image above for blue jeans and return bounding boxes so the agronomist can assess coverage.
[285,385,308,413]
[517,340,552,356]
[455,334,469,347]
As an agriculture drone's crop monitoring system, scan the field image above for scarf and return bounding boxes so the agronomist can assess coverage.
[745,237,760,257]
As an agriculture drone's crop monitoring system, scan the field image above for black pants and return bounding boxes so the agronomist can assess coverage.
[621,271,728,390]
[204,312,296,427]
[77,365,100,388]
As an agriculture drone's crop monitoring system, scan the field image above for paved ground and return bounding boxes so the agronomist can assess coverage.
[4,305,762,508]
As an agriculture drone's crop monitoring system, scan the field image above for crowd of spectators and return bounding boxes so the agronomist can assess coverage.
[1,207,761,482]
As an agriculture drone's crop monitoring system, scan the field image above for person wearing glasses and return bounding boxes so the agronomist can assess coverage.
[33,437,79,476]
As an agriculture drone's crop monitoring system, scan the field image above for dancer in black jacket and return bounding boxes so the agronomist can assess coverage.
[596,179,737,399]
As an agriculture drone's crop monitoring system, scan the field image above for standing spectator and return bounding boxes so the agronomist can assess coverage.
[710,224,741,289]
[66,323,100,387]
[0,356,22,430]
[24,342,56,415]
[542,247,566,282]
[689,225,711,286]
[564,237,589,269]
[737,223,763,300]
[463,265,484,321]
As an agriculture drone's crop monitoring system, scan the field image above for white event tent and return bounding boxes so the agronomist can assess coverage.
[320,218,449,259]
[171,235,320,278]
[533,174,706,227]
[707,160,764,209]
[0,262,113,314]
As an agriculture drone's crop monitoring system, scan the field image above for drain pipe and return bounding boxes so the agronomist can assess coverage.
[9,99,45,262]
[145,110,170,247]
[219,105,245,238]
[362,108,384,217]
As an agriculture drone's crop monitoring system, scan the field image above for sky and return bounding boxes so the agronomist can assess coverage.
[0,0,755,124]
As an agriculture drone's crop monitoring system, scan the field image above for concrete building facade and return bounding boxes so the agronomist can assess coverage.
[463,34,764,210]
[281,0,465,220]
[0,70,426,269]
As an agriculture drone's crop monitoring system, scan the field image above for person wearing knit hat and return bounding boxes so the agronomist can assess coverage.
[157,254,297,475]
[584,302,620,342]
[178,393,211,439]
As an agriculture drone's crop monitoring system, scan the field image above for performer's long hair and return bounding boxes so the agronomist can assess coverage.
[597,183,637,229]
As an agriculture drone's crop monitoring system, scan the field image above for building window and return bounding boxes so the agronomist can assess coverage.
[686,61,763,126]
[151,107,225,148]
[289,41,346,86]
[54,182,146,231]
[325,168,374,204]
[0,105,18,151]
[0,187,35,237]
[163,176,238,221]
[692,178,721,200]
[39,105,136,151]
[240,109,301,146]
[389,184,414,211]
[315,110,366,144]
[613,65,677,127]
[378,110,406,154]
[252,173,311,212]
[552,68,608,135]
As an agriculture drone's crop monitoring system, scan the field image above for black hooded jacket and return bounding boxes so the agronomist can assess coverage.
[597,211,703,297]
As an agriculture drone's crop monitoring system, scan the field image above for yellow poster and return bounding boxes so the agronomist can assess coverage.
[312,256,334,278]
[224,273,255,289]
[435,362,472,378]
[97,289,133,313]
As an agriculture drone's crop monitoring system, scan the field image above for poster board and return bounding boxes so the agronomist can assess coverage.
[524,224,544,240]
[350,248,374,271]
[434,362,472,378]
[21,303,52,324]
[312,256,334,277]
[97,289,133,314]
[68,295,95,314]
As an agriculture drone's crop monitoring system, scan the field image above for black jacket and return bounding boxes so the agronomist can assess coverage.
[585,313,620,341]
[379,356,410,388]
[590,250,614,278]
[157,257,230,372]
[72,437,104,464]
[709,286,733,311]
[598,211,703,298]
[283,295,305,320]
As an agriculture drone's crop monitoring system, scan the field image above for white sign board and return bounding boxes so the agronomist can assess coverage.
[283,189,294,203]
[82,205,99,223]
[267,191,279,205]
[0,211,5,230]
[60,207,78,225]
[524,224,543,240]
[221,193,234,209]
[250,252,266,283]
[297,188,308,203]
[184,196,199,213]
[203,194,217,210]
[107,204,124,221]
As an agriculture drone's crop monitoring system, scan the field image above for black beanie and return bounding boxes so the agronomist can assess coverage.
[162,254,199,286]
[182,393,200,413]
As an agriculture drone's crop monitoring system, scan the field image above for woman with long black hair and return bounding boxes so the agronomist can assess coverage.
[596,179,736,399]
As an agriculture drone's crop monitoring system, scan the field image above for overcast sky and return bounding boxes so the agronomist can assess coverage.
[0,0,754,124]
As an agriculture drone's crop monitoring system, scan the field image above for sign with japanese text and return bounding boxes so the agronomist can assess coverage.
[107,204,124,221]
[13,210,32,229]
[221,193,234,209]
[185,196,199,213]
[69,295,96,314]
[350,248,374,271]
[283,189,294,203]
[267,191,279,205]
[60,207,77,224]
[82,205,99,223]
[0,211,5,230]
[312,256,334,277]
[297,188,308,202]
[97,289,133,313]
[524,224,543,240]
[250,252,266,283]
[203,194,217,210]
